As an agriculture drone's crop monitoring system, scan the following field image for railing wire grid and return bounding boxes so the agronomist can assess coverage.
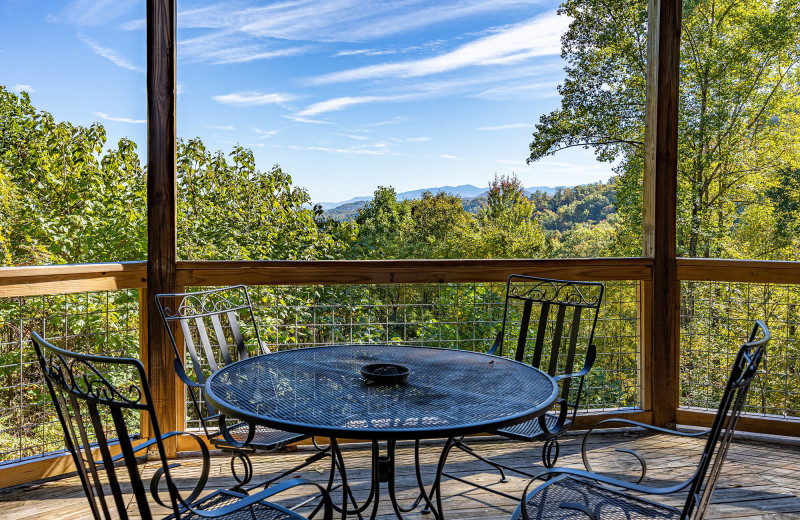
[0,290,140,464]
[680,281,800,418]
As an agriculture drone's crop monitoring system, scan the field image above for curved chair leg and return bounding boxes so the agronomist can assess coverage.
[230,451,254,489]
[542,438,560,468]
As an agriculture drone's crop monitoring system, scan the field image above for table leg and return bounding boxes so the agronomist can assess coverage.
[429,437,456,520]
[328,439,448,519]
[328,438,377,519]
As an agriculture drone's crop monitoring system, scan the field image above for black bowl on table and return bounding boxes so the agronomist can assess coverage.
[360,363,410,385]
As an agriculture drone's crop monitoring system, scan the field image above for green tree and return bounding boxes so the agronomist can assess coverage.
[176,139,346,261]
[528,0,800,259]
[353,186,412,258]
[406,191,478,258]
[475,175,548,258]
[0,86,146,265]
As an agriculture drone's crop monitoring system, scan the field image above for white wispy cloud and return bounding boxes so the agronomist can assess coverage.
[78,34,144,73]
[296,94,420,116]
[283,115,334,125]
[237,0,531,42]
[57,0,138,26]
[213,91,296,106]
[406,137,431,142]
[180,32,310,65]
[253,127,280,138]
[335,48,397,57]
[367,117,410,126]
[205,125,236,130]
[479,123,531,131]
[120,18,145,31]
[473,81,560,100]
[94,112,146,124]
[296,96,382,116]
[286,143,398,156]
[113,1,533,66]
[310,13,568,84]
[11,84,35,93]
[440,154,461,160]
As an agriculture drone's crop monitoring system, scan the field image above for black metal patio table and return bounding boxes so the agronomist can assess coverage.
[205,344,558,520]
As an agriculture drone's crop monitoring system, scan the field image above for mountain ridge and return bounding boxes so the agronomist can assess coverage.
[317,184,561,211]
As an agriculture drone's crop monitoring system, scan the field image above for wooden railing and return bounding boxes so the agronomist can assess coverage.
[2,257,799,487]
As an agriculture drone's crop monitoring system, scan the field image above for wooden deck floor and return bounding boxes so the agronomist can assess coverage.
[2,431,800,519]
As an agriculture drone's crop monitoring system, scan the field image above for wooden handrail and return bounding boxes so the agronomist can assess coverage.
[176,258,652,286]
[0,261,147,297]
[677,258,800,283]
[4,257,800,298]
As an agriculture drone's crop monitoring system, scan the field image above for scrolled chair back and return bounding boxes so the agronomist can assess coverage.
[683,319,769,519]
[495,275,604,406]
[31,332,200,519]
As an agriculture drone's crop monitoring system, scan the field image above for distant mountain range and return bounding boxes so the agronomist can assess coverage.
[317,184,561,211]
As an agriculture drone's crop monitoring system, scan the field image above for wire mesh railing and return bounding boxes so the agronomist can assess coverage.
[0,290,140,463]
[7,276,799,467]
[680,281,800,418]
[249,281,642,410]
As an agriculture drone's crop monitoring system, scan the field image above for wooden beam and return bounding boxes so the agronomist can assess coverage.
[147,0,179,457]
[642,0,659,260]
[646,0,681,428]
[677,258,800,283]
[677,409,800,438]
[0,439,148,490]
[0,262,146,297]
[176,258,653,286]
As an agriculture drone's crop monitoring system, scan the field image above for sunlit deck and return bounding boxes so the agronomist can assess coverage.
[3,431,799,519]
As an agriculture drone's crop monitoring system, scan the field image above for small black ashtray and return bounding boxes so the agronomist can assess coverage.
[361,363,410,385]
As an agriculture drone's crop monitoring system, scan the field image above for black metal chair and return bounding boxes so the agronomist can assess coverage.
[155,286,328,488]
[512,320,770,520]
[444,275,604,498]
[31,331,332,520]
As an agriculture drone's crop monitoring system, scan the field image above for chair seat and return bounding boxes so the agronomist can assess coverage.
[518,475,680,520]
[177,489,303,520]
[496,413,568,441]
[211,423,308,451]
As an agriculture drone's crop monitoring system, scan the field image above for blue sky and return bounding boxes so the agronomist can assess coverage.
[1,0,614,204]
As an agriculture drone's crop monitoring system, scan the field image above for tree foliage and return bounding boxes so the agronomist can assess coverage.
[529,0,800,260]
[351,176,550,259]
[1,87,146,265]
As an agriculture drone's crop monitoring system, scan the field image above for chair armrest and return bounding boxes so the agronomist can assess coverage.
[580,417,709,484]
[538,398,570,436]
[486,329,503,356]
[147,431,212,506]
[528,465,699,496]
[179,478,333,520]
[218,415,256,448]
[105,430,194,465]
[174,358,204,388]
[552,344,596,383]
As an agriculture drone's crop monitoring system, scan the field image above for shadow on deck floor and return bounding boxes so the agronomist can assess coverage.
[2,432,800,519]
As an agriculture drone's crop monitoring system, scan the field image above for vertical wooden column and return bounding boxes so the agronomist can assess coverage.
[147,0,179,456]
[642,0,681,428]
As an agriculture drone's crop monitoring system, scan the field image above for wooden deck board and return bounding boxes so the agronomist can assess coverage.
[1,432,799,519]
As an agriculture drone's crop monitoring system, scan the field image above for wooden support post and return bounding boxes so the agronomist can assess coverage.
[642,0,681,428]
[147,0,179,457]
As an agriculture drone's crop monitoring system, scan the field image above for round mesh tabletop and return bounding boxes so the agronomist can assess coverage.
[205,345,558,440]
